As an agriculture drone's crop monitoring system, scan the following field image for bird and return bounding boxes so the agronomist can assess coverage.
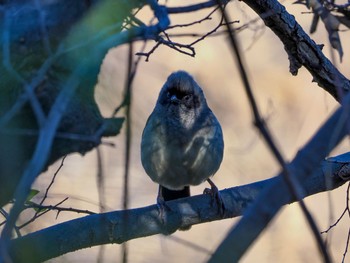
[140,70,224,222]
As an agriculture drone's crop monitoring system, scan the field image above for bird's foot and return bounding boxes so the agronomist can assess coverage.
[156,194,171,221]
[156,185,172,228]
[204,179,226,217]
[156,188,181,234]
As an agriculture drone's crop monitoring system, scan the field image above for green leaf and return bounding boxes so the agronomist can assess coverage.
[26,189,40,202]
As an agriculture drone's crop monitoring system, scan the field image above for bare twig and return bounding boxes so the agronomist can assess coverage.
[41,156,67,207]
[343,227,350,263]
[136,4,239,61]
[167,6,219,29]
[17,197,95,230]
[17,198,69,229]
[8,156,68,232]
[135,41,162,62]
[321,182,350,262]
[321,208,347,234]
[160,34,196,56]
[24,202,95,216]
[188,19,239,47]
[322,183,350,234]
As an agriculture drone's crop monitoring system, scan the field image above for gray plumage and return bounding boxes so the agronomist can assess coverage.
[141,71,224,200]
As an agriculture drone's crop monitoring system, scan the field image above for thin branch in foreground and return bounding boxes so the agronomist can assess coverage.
[213,1,331,262]
[120,41,134,263]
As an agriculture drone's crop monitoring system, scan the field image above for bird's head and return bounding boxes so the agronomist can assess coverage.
[158,71,207,111]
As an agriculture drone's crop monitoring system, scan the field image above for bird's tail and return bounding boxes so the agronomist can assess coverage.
[161,186,190,201]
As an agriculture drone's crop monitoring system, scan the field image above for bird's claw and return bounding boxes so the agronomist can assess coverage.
[156,193,181,234]
[156,194,171,222]
[204,179,226,217]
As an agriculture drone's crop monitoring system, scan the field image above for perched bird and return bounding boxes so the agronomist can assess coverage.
[141,71,224,215]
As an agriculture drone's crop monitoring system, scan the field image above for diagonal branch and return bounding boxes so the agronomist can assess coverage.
[241,0,350,101]
[216,0,330,261]
[208,93,350,262]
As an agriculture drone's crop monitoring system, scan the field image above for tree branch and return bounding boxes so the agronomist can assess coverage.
[208,93,350,262]
[241,0,350,101]
[216,1,331,260]
[8,155,349,262]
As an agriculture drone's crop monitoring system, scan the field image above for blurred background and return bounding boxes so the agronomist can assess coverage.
[24,0,350,262]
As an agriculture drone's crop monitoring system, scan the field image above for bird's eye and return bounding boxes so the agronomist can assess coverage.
[184,94,192,100]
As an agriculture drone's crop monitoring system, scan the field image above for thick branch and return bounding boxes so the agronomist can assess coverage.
[241,0,350,101]
[8,157,348,262]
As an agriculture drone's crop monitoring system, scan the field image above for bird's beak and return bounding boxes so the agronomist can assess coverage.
[170,94,180,104]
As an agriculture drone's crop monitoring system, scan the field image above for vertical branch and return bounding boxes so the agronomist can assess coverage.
[96,147,106,263]
[212,0,331,262]
[119,36,145,262]
[96,148,106,213]
[121,42,134,263]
